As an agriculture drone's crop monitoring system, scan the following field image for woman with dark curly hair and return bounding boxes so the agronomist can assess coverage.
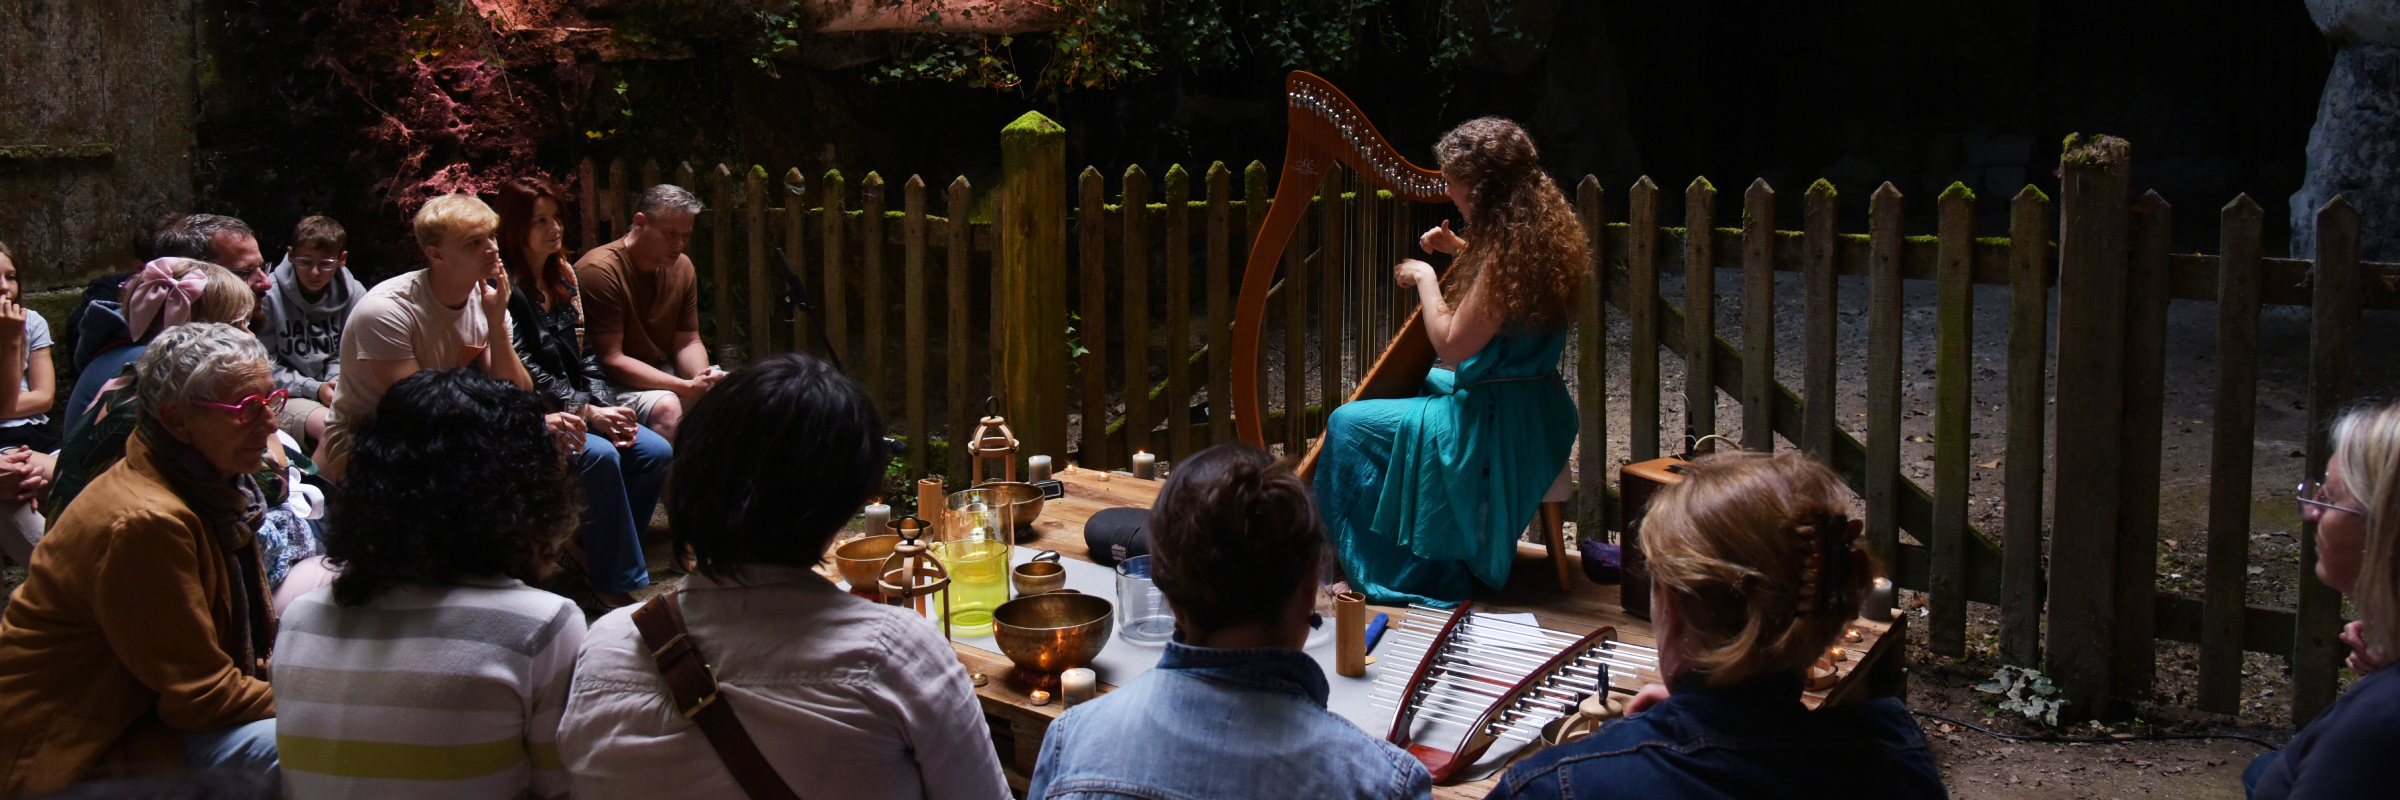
[271,368,586,799]
[559,353,1008,800]
[1315,117,1586,606]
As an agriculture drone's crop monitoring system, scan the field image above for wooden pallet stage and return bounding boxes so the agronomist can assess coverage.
[947,465,1903,797]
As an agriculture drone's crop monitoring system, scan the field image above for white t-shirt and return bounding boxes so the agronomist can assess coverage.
[319,270,497,478]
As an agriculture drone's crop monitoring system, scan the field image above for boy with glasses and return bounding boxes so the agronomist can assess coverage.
[260,215,366,449]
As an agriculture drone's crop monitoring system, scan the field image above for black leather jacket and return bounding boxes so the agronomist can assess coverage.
[507,283,615,412]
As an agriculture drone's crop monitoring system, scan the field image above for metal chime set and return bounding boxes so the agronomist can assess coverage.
[1369,602,1662,783]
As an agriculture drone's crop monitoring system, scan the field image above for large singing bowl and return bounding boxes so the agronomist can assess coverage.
[832,535,900,590]
[991,592,1113,688]
[981,482,1046,533]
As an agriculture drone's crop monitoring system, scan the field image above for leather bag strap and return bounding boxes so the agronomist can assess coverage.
[630,593,803,800]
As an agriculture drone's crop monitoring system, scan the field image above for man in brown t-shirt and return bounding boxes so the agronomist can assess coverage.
[575,184,723,440]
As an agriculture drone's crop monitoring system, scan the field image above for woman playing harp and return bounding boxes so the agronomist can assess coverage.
[1314,117,1585,607]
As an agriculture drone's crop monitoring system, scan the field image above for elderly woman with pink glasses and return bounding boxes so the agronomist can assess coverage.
[0,322,287,794]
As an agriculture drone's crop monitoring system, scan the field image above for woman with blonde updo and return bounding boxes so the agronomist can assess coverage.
[1489,452,1946,800]
[1315,117,1585,606]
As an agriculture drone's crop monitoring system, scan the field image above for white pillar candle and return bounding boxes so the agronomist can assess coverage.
[863,503,891,537]
[1029,455,1053,482]
[1060,668,1096,707]
[1132,451,1156,480]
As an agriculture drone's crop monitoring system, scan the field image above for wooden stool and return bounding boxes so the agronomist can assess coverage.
[1537,464,1575,592]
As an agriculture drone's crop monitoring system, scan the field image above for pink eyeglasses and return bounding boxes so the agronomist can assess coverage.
[192,389,289,425]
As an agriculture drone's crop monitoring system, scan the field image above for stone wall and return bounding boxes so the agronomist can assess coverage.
[0,0,197,290]
[2292,0,2400,261]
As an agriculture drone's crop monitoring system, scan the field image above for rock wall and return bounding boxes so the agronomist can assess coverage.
[2293,0,2400,261]
[0,0,197,289]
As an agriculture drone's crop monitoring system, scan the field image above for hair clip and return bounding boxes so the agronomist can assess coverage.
[1794,512,1857,618]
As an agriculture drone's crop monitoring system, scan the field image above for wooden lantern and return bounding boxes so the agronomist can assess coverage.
[877,514,955,640]
[969,411,1020,486]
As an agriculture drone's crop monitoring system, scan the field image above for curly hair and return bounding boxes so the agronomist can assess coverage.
[1145,443,1325,634]
[668,353,889,579]
[1433,117,1587,331]
[324,369,581,607]
[1641,451,1881,687]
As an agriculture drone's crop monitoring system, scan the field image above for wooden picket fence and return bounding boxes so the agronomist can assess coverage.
[576,125,2393,726]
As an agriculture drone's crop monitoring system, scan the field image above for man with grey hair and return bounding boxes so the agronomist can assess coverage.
[574,183,723,441]
[158,214,272,299]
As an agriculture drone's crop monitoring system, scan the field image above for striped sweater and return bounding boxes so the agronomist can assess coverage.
[272,577,587,800]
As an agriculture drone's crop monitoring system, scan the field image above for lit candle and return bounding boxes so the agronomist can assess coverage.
[1061,668,1096,707]
[1828,646,1847,663]
[1029,689,1052,706]
[1842,628,1864,644]
[1029,455,1053,482]
[862,503,891,537]
[1132,451,1156,480]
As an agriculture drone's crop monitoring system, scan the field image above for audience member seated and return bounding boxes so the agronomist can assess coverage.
[1486,452,1945,800]
[2245,402,2400,799]
[496,177,670,606]
[274,368,585,799]
[318,193,539,482]
[257,215,363,451]
[1026,443,1434,800]
[558,354,1008,800]
[572,184,724,440]
[0,323,284,795]
[0,239,43,564]
[56,212,179,390]
[157,214,271,310]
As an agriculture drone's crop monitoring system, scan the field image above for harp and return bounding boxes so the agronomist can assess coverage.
[1231,72,1451,475]
[1369,602,1658,783]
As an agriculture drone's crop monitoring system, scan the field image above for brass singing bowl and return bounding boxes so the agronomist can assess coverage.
[991,592,1113,682]
[980,481,1046,532]
[1012,560,1067,597]
[832,535,900,589]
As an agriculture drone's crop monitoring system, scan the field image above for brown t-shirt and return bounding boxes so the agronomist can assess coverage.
[574,239,699,366]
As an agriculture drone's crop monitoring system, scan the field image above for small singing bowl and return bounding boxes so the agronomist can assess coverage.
[980,481,1047,533]
[991,592,1113,690]
[1012,551,1066,597]
[832,535,900,589]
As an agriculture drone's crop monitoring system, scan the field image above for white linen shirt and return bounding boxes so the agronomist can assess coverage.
[557,564,1010,800]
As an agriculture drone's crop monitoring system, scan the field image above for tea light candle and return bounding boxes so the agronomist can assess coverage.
[1029,455,1053,482]
[1029,689,1052,706]
[863,503,890,536]
[1842,627,1864,644]
[1828,646,1847,663]
[1061,668,1095,707]
[1132,451,1156,480]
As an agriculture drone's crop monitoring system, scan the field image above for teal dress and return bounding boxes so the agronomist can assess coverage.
[1314,328,1578,606]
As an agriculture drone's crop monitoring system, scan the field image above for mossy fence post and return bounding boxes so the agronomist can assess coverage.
[2047,135,2133,722]
[999,112,1069,462]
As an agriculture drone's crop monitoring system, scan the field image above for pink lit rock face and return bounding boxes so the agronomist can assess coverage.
[814,0,1058,34]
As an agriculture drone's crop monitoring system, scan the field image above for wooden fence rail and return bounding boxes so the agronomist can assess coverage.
[575,122,2386,726]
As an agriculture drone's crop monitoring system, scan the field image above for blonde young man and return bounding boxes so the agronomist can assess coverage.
[319,194,573,480]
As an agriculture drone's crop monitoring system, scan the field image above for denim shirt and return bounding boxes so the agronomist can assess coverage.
[1026,639,1432,800]
[1488,672,1947,800]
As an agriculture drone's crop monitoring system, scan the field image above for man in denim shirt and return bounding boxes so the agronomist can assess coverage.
[1026,444,1431,800]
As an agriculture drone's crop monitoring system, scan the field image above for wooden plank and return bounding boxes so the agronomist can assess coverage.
[1208,163,1235,446]
[1283,186,1309,454]
[948,177,975,482]
[863,172,889,403]
[1079,167,1112,470]
[997,112,1069,461]
[1684,177,1718,450]
[1122,166,1153,469]
[747,166,770,362]
[673,162,695,212]
[1865,182,1905,570]
[2001,185,2052,668]
[1803,181,1840,466]
[711,164,734,348]
[2297,196,2361,725]
[1741,179,1775,452]
[786,169,810,358]
[1628,177,1663,462]
[1576,176,1609,543]
[2115,190,2172,701]
[905,175,930,483]
[823,170,850,370]
[605,160,630,243]
[1930,182,1974,659]
[577,158,601,249]
[1165,165,1194,462]
[1318,168,1346,444]
[2048,135,2133,722]
[644,160,665,197]
[2200,194,2263,712]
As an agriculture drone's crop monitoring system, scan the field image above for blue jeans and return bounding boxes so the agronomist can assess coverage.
[575,426,671,594]
[185,718,277,778]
